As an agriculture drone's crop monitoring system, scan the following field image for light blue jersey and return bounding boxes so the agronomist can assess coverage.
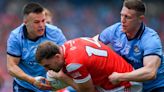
[7,24,66,92]
[99,22,164,92]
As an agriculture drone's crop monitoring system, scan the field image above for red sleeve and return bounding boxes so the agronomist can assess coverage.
[66,63,91,83]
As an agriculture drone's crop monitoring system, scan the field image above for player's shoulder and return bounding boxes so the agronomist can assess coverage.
[11,24,24,34]
[45,24,62,32]
[142,27,160,40]
[9,24,24,40]
[140,26,162,50]
[145,27,158,35]
[45,24,64,37]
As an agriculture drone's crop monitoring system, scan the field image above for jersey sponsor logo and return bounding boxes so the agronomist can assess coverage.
[70,46,77,51]
[125,45,130,54]
[128,57,140,63]
[23,61,38,66]
[65,40,75,47]
[113,40,129,54]
[114,40,122,48]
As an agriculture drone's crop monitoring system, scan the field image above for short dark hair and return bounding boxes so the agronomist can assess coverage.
[36,41,60,63]
[123,0,146,15]
[23,2,44,16]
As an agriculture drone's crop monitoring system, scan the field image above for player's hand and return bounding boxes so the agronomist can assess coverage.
[108,72,121,85]
[47,70,65,80]
[33,76,53,90]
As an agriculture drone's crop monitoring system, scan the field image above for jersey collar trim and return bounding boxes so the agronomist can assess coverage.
[134,22,145,40]
[127,23,145,41]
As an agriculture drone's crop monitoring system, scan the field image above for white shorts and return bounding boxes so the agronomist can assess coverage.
[96,82,142,92]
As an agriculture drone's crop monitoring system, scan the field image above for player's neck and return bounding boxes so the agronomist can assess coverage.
[27,31,41,41]
[126,24,141,39]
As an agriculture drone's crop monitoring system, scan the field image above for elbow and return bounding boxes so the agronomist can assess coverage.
[147,71,157,80]
[7,68,13,76]
[7,66,15,76]
[150,72,157,80]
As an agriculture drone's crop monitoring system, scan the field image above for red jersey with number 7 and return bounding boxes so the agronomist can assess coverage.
[61,37,133,90]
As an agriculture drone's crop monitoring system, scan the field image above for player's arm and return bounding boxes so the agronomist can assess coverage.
[47,70,76,90]
[75,79,98,92]
[60,75,97,92]
[48,70,97,92]
[7,55,52,90]
[109,55,161,84]
[7,55,35,83]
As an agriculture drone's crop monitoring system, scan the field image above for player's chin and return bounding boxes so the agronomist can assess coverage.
[122,29,127,33]
[38,32,44,36]
[37,30,45,36]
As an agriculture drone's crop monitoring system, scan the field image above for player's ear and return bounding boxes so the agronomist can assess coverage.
[23,18,27,24]
[139,15,145,20]
[55,54,61,59]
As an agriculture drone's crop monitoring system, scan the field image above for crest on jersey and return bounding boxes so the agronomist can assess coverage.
[134,45,140,53]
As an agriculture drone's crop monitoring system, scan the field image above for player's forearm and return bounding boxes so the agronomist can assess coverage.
[8,64,35,84]
[7,55,36,84]
[58,73,78,90]
[119,56,160,82]
[57,74,97,92]
[118,67,156,82]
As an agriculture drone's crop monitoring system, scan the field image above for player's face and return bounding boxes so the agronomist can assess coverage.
[120,6,142,34]
[24,12,46,38]
[40,54,64,72]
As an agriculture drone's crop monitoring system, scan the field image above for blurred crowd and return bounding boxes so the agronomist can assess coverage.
[0,0,163,91]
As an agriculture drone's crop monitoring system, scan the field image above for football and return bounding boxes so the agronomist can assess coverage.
[46,73,68,91]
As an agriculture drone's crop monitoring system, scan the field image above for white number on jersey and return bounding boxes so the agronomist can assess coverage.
[81,37,108,57]
[86,46,107,57]
[81,38,101,47]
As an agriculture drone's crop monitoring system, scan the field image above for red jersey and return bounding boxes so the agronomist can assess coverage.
[62,37,133,90]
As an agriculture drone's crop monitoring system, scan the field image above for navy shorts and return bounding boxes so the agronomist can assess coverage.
[13,80,35,92]
[150,87,164,92]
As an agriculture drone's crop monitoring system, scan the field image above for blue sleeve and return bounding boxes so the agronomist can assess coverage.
[7,32,21,57]
[55,28,67,45]
[142,32,162,57]
[99,23,120,45]
[46,24,67,45]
